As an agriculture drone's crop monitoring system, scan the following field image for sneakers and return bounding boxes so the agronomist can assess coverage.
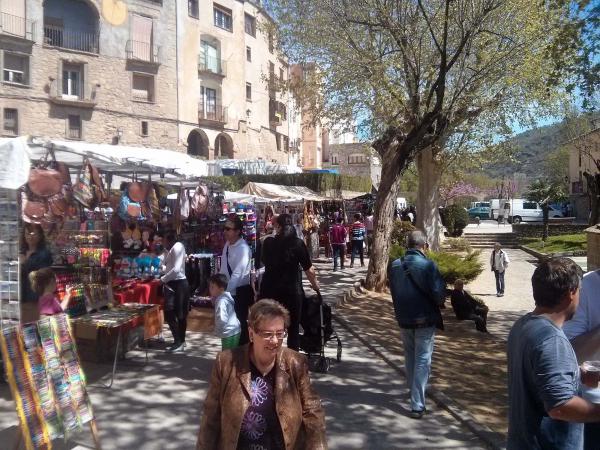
[409,409,425,419]
[166,342,184,353]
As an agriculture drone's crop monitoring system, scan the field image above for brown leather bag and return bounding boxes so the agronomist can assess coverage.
[28,168,63,198]
[21,192,46,224]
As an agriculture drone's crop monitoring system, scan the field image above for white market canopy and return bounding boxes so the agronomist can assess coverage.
[237,182,330,202]
[0,136,209,189]
[207,159,302,176]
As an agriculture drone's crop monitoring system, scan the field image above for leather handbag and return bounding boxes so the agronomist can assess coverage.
[27,168,63,198]
[72,160,95,208]
[191,184,209,218]
[21,191,46,224]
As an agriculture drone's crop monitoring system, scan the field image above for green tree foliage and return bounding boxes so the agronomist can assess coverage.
[440,205,469,237]
[428,251,485,285]
[525,179,568,240]
[388,245,484,285]
[269,0,590,291]
[390,220,416,246]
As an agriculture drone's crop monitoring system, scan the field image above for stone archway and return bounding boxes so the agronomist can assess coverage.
[187,129,210,159]
[214,133,233,159]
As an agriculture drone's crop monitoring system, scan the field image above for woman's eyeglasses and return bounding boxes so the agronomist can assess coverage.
[255,330,288,340]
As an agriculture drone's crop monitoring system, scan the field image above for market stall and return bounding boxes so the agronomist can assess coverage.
[236,182,346,259]
[0,136,228,365]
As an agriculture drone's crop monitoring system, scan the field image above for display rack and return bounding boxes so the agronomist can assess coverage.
[0,188,20,330]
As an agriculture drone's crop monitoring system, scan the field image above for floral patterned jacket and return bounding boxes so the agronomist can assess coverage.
[196,344,327,450]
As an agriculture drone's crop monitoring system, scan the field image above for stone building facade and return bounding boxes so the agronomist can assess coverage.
[567,127,599,221]
[323,142,382,188]
[1,0,179,148]
[1,0,297,166]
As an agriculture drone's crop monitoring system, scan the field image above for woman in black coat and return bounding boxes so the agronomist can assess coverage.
[259,214,320,350]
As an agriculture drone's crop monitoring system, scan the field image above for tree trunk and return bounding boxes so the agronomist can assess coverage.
[415,147,443,250]
[365,135,416,292]
[365,159,401,292]
[584,172,600,225]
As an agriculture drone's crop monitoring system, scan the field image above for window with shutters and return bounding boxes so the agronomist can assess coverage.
[246,46,252,62]
[129,14,154,62]
[246,83,252,101]
[331,154,339,165]
[214,5,232,32]
[62,63,82,99]
[132,73,155,102]
[2,53,28,85]
[67,115,81,140]
[2,109,18,136]
[141,121,149,136]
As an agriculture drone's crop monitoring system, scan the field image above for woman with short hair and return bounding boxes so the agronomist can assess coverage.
[197,299,327,450]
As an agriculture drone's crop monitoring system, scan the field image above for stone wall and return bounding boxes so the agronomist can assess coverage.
[513,223,590,239]
[586,225,600,271]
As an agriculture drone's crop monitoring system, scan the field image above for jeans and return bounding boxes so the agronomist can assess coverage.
[332,244,345,269]
[494,270,505,294]
[401,326,436,412]
[350,240,364,266]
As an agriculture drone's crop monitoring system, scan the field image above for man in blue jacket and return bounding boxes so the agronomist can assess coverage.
[389,230,446,419]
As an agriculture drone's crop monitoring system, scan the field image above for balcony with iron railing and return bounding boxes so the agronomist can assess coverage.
[126,40,160,65]
[198,55,226,77]
[199,103,227,125]
[0,12,35,41]
[48,78,97,108]
[43,24,99,53]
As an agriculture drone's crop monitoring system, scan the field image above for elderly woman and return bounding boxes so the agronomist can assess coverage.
[197,299,327,450]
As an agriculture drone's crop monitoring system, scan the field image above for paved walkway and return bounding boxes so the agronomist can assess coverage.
[0,258,488,450]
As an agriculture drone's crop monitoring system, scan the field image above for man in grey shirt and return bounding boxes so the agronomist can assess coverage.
[507,258,600,449]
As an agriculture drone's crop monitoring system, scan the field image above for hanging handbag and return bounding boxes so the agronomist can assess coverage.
[118,190,144,221]
[190,184,209,218]
[26,149,64,198]
[72,159,95,208]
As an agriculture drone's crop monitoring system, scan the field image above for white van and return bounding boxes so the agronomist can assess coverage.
[493,199,563,224]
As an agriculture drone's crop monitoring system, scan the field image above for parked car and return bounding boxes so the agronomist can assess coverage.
[467,206,491,219]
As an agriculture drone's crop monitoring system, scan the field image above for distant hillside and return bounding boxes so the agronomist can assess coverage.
[483,113,599,179]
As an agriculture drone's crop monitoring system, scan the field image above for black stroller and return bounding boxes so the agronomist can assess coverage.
[299,293,342,373]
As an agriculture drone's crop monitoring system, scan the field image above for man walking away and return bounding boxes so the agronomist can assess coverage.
[563,269,600,450]
[507,258,600,450]
[349,213,366,268]
[389,230,446,419]
[330,216,347,271]
[490,243,509,297]
[161,231,190,353]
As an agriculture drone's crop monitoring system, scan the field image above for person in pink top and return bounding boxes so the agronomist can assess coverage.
[329,216,347,271]
[30,267,73,317]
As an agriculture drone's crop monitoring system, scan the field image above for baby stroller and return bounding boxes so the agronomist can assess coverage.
[299,292,342,373]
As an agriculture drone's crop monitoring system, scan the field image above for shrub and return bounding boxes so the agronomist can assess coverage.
[444,237,472,253]
[440,205,469,237]
[388,243,406,262]
[387,245,485,286]
[428,250,484,285]
[390,220,416,246]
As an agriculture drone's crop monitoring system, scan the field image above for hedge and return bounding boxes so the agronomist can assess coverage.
[204,173,372,195]
[388,245,484,285]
